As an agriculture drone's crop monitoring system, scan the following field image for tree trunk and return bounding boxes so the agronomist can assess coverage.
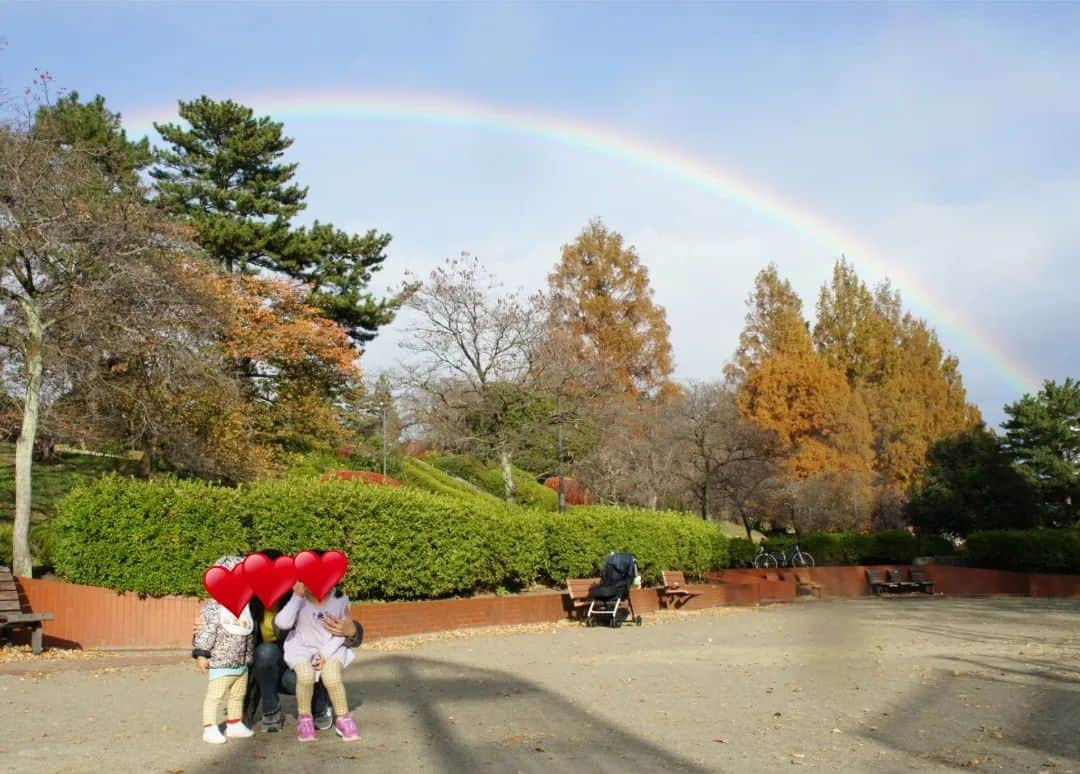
[12,303,44,578]
[499,449,516,505]
[138,438,154,478]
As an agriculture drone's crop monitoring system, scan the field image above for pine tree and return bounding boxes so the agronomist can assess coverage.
[35,91,151,189]
[152,97,397,343]
[1002,378,1080,524]
[548,219,675,400]
[152,97,305,274]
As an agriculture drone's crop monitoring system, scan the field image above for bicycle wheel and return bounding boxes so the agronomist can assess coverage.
[760,553,778,568]
[792,551,815,568]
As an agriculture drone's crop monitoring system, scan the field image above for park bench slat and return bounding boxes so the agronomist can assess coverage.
[660,571,704,608]
[566,578,601,611]
[0,566,53,654]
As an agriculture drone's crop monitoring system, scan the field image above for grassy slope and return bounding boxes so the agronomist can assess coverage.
[0,443,139,528]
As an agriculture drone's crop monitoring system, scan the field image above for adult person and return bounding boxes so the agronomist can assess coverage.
[195,550,363,732]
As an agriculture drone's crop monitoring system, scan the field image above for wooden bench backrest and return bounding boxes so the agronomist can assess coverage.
[910,568,927,582]
[566,578,600,601]
[866,568,885,583]
[0,567,23,615]
[662,571,688,587]
[887,569,903,583]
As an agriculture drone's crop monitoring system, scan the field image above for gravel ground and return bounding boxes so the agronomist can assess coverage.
[1,597,1078,773]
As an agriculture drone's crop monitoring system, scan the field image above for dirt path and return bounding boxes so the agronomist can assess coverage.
[2,598,1077,773]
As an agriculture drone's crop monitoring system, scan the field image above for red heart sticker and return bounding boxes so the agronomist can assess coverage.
[243,553,297,608]
[203,563,253,618]
[294,550,348,602]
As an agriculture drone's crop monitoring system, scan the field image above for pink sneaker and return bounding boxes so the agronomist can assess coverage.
[334,714,360,742]
[296,714,316,742]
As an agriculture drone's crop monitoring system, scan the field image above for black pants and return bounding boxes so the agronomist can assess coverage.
[248,641,329,718]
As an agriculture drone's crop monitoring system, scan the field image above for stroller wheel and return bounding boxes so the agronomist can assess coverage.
[634,616,643,626]
[585,617,595,627]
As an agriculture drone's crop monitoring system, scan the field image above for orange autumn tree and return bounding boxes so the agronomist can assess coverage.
[196,269,363,458]
[813,259,980,492]
[732,264,876,529]
[547,220,676,401]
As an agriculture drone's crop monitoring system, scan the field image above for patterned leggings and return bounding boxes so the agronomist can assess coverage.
[203,672,248,726]
[294,659,349,717]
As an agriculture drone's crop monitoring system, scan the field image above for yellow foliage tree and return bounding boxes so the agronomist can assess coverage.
[814,259,980,490]
[547,219,675,400]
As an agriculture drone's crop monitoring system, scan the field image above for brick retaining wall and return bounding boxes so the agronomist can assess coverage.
[9,566,1078,651]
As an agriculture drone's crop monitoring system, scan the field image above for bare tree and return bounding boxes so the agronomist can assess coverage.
[667,382,783,534]
[0,114,207,574]
[399,255,549,502]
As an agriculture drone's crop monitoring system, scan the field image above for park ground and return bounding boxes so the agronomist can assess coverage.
[1,597,1077,773]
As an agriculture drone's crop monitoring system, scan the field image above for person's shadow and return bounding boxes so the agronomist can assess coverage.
[196,651,711,773]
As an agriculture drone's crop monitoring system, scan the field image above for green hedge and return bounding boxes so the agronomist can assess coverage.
[51,476,730,598]
[0,522,60,569]
[965,529,1079,574]
[52,475,248,596]
[476,467,559,511]
[427,454,558,511]
[542,506,728,585]
[400,457,503,505]
[760,531,957,566]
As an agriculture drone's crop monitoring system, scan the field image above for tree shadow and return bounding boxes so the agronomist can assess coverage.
[852,656,1080,768]
[185,652,711,773]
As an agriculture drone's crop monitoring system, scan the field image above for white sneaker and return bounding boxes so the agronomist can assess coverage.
[226,722,254,738]
[203,725,227,744]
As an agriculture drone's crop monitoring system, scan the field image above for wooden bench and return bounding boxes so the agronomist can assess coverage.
[792,570,822,599]
[565,578,601,619]
[0,566,53,654]
[660,571,704,608]
[908,567,935,594]
[866,568,900,596]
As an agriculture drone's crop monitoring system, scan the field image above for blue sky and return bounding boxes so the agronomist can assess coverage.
[3,2,1078,424]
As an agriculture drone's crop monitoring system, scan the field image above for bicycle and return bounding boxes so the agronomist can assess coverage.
[751,544,778,568]
[789,539,815,568]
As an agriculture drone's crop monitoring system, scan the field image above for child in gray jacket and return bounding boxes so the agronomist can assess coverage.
[192,555,255,744]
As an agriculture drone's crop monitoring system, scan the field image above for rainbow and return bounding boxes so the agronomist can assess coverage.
[124,89,1040,394]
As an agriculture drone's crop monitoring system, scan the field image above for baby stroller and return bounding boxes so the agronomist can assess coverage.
[586,552,643,628]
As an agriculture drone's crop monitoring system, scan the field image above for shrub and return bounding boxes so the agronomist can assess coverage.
[728,538,757,566]
[477,466,558,511]
[400,457,498,503]
[52,475,248,596]
[965,529,1079,574]
[0,522,10,567]
[52,475,731,598]
[760,531,956,566]
[0,522,58,569]
[426,454,487,483]
[542,506,728,585]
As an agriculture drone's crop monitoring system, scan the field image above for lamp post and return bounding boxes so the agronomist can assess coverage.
[380,401,388,477]
[556,392,565,513]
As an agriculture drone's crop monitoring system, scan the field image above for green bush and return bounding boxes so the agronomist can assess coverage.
[426,454,488,483]
[0,522,59,569]
[0,522,10,567]
[728,538,757,566]
[477,466,558,511]
[542,506,728,585]
[760,530,957,566]
[52,475,732,598]
[400,457,499,503]
[52,475,248,596]
[965,529,1080,574]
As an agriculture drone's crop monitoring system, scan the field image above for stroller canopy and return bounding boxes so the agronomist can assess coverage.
[590,552,639,600]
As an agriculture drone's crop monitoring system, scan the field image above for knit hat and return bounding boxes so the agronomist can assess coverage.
[214,555,245,571]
